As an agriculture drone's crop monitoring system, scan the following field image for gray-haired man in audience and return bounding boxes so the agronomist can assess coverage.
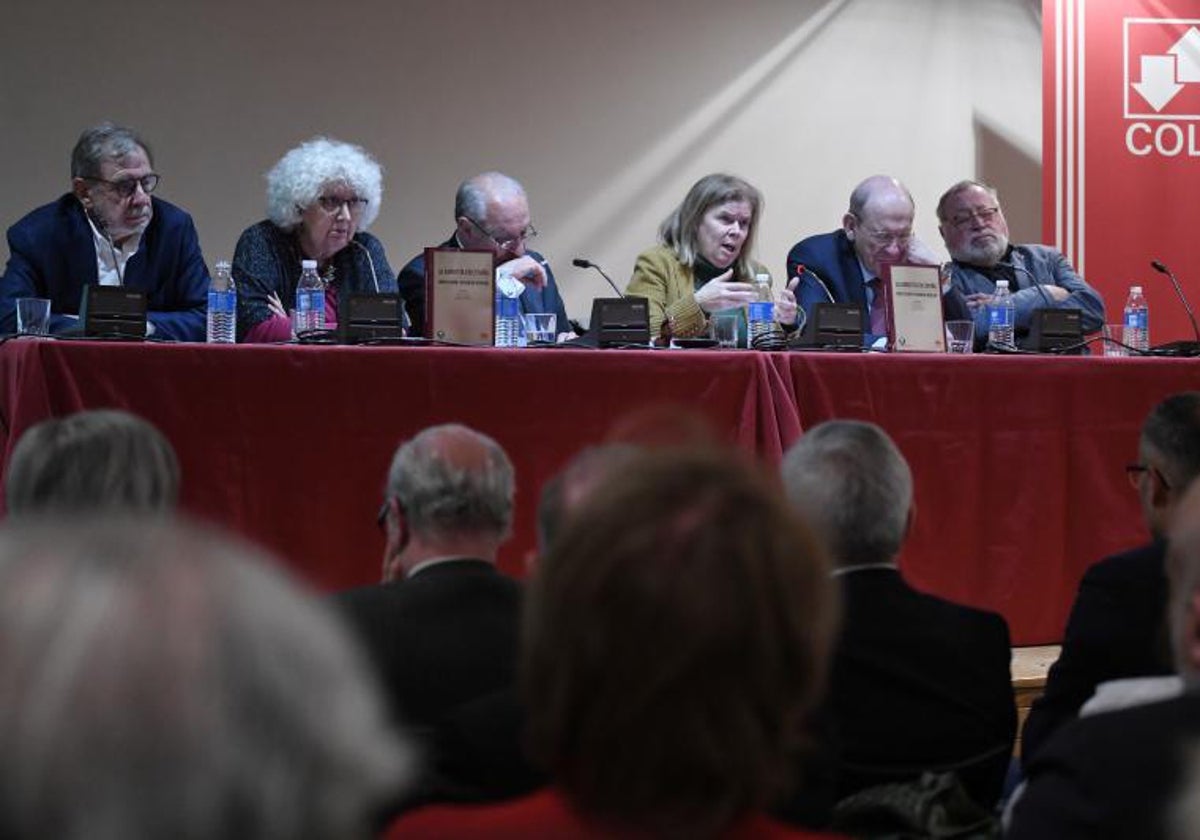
[781,419,1016,808]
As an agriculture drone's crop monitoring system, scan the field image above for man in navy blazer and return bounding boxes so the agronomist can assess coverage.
[781,419,1016,809]
[0,123,208,341]
[397,171,568,338]
[785,175,968,344]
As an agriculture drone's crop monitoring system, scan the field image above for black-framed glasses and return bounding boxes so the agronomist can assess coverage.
[316,195,369,216]
[949,206,1000,229]
[87,173,160,199]
[466,216,538,252]
[1126,462,1170,490]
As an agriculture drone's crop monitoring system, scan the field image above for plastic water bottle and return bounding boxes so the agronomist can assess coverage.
[294,259,325,334]
[494,268,523,348]
[206,260,236,344]
[1123,285,1149,352]
[987,279,1015,349]
[747,274,776,348]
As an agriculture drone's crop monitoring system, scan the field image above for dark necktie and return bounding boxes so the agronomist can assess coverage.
[868,277,888,336]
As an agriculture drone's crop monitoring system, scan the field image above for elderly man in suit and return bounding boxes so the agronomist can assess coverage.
[780,419,1016,808]
[0,122,209,340]
[785,175,967,344]
[331,423,522,803]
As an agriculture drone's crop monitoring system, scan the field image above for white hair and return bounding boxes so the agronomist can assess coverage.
[780,420,913,567]
[265,136,383,232]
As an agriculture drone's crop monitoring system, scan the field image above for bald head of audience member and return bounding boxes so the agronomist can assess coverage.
[0,517,410,840]
[5,409,179,518]
[1132,393,1200,540]
[380,424,514,582]
[780,419,912,568]
[523,449,836,838]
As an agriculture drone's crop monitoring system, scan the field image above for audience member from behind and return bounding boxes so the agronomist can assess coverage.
[786,175,967,345]
[397,171,568,338]
[331,424,522,794]
[1022,392,1200,764]
[781,420,1016,809]
[626,173,797,343]
[0,122,209,339]
[0,517,410,840]
[938,179,1104,344]
[390,449,841,839]
[1008,480,1200,839]
[233,136,396,342]
[5,409,179,517]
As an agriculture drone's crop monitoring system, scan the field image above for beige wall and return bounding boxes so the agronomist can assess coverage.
[0,0,1042,324]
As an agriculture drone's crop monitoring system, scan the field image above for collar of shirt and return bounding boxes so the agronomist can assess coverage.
[406,555,491,578]
[84,208,142,287]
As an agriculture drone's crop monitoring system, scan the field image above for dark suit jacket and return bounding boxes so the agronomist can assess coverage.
[331,559,523,732]
[1009,691,1200,840]
[1,193,209,340]
[397,235,568,337]
[1021,540,1172,766]
[825,567,1017,807]
[786,229,970,341]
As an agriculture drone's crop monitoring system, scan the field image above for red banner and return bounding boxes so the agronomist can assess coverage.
[1045,0,1200,343]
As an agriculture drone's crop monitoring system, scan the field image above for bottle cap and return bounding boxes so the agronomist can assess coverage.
[1131,285,1143,294]
[755,273,771,285]
[301,259,318,270]
[214,260,231,272]
[996,280,1009,289]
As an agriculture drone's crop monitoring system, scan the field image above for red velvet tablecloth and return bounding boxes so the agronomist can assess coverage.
[0,339,1193,644]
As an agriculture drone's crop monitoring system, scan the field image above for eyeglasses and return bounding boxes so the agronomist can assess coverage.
[850,214,911,249]
[948,206,1001,229]
[316,195,369,216]
[87,173,160,199]
[466,217,538,252]
[376,500,390,534]
[1126,462,1171,490]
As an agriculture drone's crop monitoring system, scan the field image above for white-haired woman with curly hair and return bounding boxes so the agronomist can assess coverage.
[233,137,396,342]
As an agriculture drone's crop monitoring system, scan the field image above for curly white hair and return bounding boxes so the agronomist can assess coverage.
[265,136,384,231]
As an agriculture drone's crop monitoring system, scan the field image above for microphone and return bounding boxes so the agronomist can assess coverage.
[788,261,835,303]
[996,260,1053,309]
[1149,260,1200,356]
[573,258,624,298]
[351,239,381,293]
[85,207,125,286]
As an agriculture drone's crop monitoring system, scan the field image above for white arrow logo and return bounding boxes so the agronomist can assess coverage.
[1134,54,1184,111]
[1132,27,1200,111]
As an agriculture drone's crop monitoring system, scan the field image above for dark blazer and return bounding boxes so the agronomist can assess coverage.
[330,559,523,732]
[1009,691,1200,840]
[787,229,870,333]
[1,193,209,340]
[397,235,568,337]
[786,229,970,340]
[825,567,1017,807]
[1021,540,1172,766]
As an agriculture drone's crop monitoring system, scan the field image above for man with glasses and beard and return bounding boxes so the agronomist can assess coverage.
[937,179,1104,346]
[397,171,569,339]
[0,122,209,340]
[787,174,965,346]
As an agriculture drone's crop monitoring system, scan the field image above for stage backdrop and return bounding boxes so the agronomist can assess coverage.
[1046,0,1200,344]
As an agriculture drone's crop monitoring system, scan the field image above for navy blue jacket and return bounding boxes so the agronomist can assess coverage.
[786,229,970,341]
[398,235,568,337]
[1,193,209,340]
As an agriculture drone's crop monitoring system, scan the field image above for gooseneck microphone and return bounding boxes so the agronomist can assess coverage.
[572,258,624,298]
[351,239,381,293]
[997,260,1053,309]
[1150,259,1200,356]
[86,207,125,286]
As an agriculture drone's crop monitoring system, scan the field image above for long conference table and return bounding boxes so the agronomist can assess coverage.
[0,337,1194,645]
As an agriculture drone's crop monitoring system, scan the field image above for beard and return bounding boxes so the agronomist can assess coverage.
[952,231,1009,267]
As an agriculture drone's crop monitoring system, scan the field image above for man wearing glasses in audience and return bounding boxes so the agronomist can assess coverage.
[397,171,569,339]
[937,179,1105,346]
[786,174,964,346]
[0,122,209,340]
